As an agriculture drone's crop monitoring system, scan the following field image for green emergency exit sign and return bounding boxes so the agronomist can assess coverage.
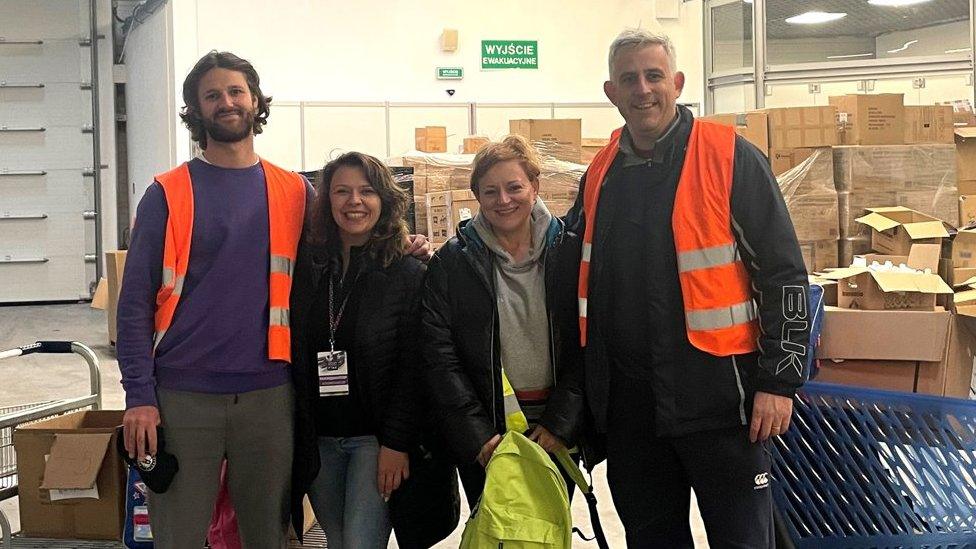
[437,67,464,80]
[481,40,538,69]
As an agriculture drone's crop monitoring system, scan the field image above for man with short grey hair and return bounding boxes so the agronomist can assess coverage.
[561,28,809,547]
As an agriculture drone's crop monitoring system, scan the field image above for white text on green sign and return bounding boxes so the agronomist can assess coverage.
[437,67,463,80]
[482,40,538,69]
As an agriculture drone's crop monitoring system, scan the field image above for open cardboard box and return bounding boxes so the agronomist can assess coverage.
[821,244,952,310]
[13,410,125,540]
[855,206,951,256]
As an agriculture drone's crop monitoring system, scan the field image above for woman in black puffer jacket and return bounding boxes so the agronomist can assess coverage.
[421,136,589,508]
[289,152,457,549]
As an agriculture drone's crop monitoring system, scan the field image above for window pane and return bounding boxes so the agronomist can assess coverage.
[713,84,757,113]
[766,0,970,65]
[711,0,754,72]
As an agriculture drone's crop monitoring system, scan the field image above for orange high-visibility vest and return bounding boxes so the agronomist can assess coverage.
[152,159,306,362]
[577,120,759,356]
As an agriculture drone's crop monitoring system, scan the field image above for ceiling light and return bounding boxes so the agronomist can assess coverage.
[868,0,932,6]
[827,53,874,59]
[785,11,848,25]
[945,47,972,54]
[886,39,918,53]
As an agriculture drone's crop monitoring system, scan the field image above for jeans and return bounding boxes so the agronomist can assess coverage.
[308,435,392,549]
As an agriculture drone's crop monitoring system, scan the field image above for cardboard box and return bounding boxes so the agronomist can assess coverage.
[701,112,769,156]
[14,410,126,540]
[952,227,976,267]
[800,239,840,273]
[764,106,838,149]
[509,119,582,163]
[810,276,838,305]
[942,99,976,127]
[770,147,817,176]
[816,359,920,393]
[855,206,950,255]
[830,94,905,146]
[463,136,489,154]
[956,128,976,181]
[426,190,480,242]
[814,306,966,396]
[960,180,976,196]
[817,306,951,361]
[413,198,428,237]
[415,126,447,153]
[960,195,976,228]
[581,137,609,164]
[826,244,950,310]
[822,267,952,311]
[904,105,954,144]
[90,277,108,310]
[105,250,127,344]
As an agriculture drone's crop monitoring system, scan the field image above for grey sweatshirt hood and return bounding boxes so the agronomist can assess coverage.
[470,197,554,401]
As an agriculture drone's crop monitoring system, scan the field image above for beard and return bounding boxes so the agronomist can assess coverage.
[202,108,255,144]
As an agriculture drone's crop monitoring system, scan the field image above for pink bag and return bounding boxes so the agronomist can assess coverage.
[207,460,242,549]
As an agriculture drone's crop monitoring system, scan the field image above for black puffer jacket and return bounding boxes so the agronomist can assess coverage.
[421,216,588,465]
[288,242,427,537]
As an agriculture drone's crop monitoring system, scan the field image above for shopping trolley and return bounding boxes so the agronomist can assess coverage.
[771,381,976,548]
[0,341,102,547]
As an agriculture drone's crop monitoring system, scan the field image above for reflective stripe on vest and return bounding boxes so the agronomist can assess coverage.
[152,159,306,361]
[577,120,759,356]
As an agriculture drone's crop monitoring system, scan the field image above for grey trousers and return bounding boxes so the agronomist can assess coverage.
[149,383,294,549]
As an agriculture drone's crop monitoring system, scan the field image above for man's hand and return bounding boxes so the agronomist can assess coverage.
[404,234,432,262]
[122,405,161,460]
[749,391,793,443]
[477,434,503,467]
[377,446,410,501]
[529,425,567,453]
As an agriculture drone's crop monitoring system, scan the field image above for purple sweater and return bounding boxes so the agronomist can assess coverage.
[117,158,311,409]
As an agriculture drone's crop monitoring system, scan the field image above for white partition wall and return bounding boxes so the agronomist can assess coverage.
[253,102,303,171]
[302,104,388,169]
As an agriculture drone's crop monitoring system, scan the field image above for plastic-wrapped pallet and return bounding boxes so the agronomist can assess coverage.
[777,148,839,272]
[834,144,957,265]
[388,150,585,234]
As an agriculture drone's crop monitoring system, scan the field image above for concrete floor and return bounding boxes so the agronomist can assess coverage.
[0,302,711,547]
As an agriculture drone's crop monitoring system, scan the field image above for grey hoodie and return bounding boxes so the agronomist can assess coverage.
[471,198,554,398]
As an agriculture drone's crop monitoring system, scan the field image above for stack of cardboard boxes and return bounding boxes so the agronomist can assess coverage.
[707,94,960,271]
[395,118,587,244]
[811,211,975,398]
[835,142,957,265]
[777,149,839,272]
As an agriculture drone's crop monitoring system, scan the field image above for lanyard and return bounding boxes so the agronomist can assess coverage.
[327,271,360,352]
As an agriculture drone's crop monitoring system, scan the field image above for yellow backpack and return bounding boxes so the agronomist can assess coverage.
[459,431,572,548]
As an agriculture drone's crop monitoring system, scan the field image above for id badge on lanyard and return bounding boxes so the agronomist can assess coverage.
[320,273,355,397]
[317,350,349,396]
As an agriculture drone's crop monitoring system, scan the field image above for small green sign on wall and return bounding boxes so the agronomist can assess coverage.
[481,40,538,69]
[437,67,464,80]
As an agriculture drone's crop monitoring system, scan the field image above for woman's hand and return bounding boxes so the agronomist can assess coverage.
[377,446,410,501]
[404,234,432,261]
[529,425,567,453]
[477,434,503,467]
